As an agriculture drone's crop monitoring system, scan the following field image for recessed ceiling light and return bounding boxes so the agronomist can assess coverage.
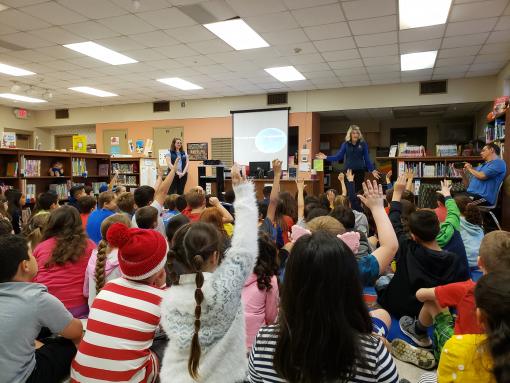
[401,51,438,71]
[69,86,118,97]
[399,0,452,30]
[0,63,35,76]
[203,18,269,50]
[63,41,137,65]
[0,93,46,103]
[157,78,203,90]
[264,66,306,82]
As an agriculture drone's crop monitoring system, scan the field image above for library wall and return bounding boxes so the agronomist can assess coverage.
[49,125,96,149]
[0,105,51,149]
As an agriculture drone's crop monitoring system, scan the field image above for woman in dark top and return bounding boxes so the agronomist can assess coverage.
[6,189,25,234]
[317,125,379,192]
[165,137,189,195]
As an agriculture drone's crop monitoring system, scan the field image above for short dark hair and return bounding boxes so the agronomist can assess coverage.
[485,142,501,156]
[84,185,94,195]
[409,210,440,242]
[135,206,159,229]
[98,191,115,209]
[70,185,85,199]
[0,219,13,236]
[224,189,235,204]
[78,196,97,214]
[263,186,272,198]
[0,235,29,282]
[258,202,268,219]
[304,202,322,221]
[134,186,155,208]
[116,192,135,214]
[176,195,187,212]
[306,207,330,221]
[164,194,178,211]
[436,193,445,205]
[330,205,355,229]
[165,214,190,243]
[36,192,58,211]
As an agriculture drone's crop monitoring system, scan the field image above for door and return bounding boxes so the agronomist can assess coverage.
[55,135,73,151]
[153,127,183,166]
[103,129,128,155]
[390,127,427,147]
[15,134,32,149]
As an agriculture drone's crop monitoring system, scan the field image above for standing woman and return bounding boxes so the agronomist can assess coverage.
[317,125,379,192]
[166,137,189,195]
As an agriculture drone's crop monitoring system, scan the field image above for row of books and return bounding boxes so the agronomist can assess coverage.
[117,175,137,186]
[5,162,18,177]
[398,161,465,178]
[398,144,426,158]
[49,183,70,200]
[435,145,458,157]
[72,158,87,176]
[91,182,107,195]
[21,158,41,177]
[112,162,138,173]
[485,118,506,143]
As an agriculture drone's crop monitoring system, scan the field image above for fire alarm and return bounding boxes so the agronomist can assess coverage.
[13,108,28,119]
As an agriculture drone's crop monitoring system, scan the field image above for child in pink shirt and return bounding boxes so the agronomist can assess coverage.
[242,234,279,351]
[33,206,96,318]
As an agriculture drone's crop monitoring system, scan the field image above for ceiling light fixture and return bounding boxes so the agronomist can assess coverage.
[264,66,306,82]
[204,18,269,50]
[0,63,35,76]
[157,77,203,90]
[401,51,438,71]
[63,42,137,65]
[0,93,47,103]
[399,0,452,30]
[69,86,118,97]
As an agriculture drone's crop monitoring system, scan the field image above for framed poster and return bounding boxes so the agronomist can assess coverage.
[187,142,208,161]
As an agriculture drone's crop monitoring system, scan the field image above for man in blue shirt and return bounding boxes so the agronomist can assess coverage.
[466,143,506,205]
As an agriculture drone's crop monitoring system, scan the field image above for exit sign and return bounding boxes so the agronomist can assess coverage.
[13,108,28,119]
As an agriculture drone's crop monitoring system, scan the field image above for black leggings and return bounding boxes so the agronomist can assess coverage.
[169,173,187,195]
[27,337,77,383]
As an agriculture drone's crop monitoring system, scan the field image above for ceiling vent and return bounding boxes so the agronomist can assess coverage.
[420,80,448,95]
[267,92,288,105]
[55,109,69,119]
[153,100,170,112]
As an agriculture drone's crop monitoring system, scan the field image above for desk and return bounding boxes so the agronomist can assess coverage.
[224,178,322,200]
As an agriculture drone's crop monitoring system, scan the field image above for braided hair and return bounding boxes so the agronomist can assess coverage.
[94,214,131,294]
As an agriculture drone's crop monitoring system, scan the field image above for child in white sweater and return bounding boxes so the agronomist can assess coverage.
[160,165,257,383]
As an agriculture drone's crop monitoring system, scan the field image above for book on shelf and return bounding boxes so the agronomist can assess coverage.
[49,183,69,200]
[436,144,458,157]
[398,144,426,157]
[485,118,505,143]
[98,163,109,176]
[118,175,137,186]
[398,161,470,178]
[111,162,138,174]
[91,182,107,195]
[25,183,36,204]
[6,162,18,176]
[72,158,87,176]
[21,157,41,177]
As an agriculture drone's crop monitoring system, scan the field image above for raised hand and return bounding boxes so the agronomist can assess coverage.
[358,180,384,210]
[436,180,451,198]
[272,159,282,174]
[315,152,327,160]
[338,172,345,182]
[393,174,407,195]
[209,196,220,206]
[405,168,414,180]
[295,178,306,190]
[156,166,163,178]
[231,163,246,187]
[346,169,354,182]
[372,169,381,180]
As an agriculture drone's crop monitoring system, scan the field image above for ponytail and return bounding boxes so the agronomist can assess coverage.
[94,240,108,294]
[188,254,204,380]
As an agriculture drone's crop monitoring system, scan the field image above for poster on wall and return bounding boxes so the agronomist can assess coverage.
[111,136,120,146]
[73,135,87,152]
[187,143,208,161]
[2,132,16,148]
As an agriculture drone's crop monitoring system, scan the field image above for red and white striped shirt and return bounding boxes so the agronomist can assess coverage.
[71,278,165,383]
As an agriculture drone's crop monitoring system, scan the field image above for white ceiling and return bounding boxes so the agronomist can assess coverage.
[0,0,509,110]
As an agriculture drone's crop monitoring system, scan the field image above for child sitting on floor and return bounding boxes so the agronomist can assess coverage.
[78,195,97,229]
[0,234,83,383]
[455,195,484,269]
[86,191,117,244]
[71,223,168,383]
[116,191,135,219]
[136,206,159,230]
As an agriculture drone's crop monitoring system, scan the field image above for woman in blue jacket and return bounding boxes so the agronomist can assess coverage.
[165,137,189,195]
[317,125,379,192]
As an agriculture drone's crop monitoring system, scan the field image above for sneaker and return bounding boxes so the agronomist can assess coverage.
[391,338,436,370]
[399,316,432,348]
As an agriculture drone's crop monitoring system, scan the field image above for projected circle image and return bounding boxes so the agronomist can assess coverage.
[255,128,287,154]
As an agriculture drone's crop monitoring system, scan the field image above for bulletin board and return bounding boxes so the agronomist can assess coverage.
[187,142,208,161]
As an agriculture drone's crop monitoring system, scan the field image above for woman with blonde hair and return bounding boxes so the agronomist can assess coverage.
[316,124,379,192]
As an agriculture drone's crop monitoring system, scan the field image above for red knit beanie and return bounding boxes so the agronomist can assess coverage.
[107,223,168,280]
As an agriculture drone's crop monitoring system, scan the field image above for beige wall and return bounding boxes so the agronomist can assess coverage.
[0,105,51,149]
[496,62,510,96]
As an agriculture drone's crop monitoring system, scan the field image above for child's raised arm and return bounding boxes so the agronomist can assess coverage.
[358,180,398,274]
[296,178,305,221]
[338,172,347,197]
[266,160,282,224]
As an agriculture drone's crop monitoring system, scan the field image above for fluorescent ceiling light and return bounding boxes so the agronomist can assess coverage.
[69,86,118,97]
[63,41,137,65]
[399,0,452,30]
[264,66,306,82]
[157,77,203,90]
[401,51,438,71]
[0,63,35,76]
[204,18,269,50]
[0,93,46,103]
[0,3,9,12]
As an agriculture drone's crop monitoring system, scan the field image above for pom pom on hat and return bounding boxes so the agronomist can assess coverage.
[107,223,131,249]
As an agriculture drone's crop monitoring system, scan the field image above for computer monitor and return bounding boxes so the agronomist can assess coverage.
[249,161,271,178]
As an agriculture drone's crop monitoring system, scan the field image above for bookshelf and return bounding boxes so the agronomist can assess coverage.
[110,157,157,191]
[0,149,111,203]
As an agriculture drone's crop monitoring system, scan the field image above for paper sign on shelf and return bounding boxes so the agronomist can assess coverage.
[158,149,168,166]
[299,162,310,172]
[301,148,310,155]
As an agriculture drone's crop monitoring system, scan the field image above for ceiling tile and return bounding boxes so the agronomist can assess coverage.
[349,15,397,35]
[342,80,371,87]
[57,0,128,19]
[363,55,399,65]
[35,45,82,60]
[97,36,147,51]
[434,65,470,74]
[295,62,331,72]
[342,0,396,20]
[274,42,318,55]
[282,0,338,10]
[334,68,368,77]
[472,53,510,63]
[399,39,442,54]
[208,51,246,64]
[188,39,233,54]
[65,56,109,68]
[0,8,51,30]
[194,64,231,75]
[61,21,120,40]
[466,69,499,76]
[97,14,157,35]
[289,53,325,64]
[479,42,510,54]
[487,30,510,43]
[262,29,310,45]
[322,49,360,61]
[292,4,345,27]
[225,0,287,17]
[314,37,356,52]
[494,15,510,30]
[469,61,506,71]
[328,58,363,69]
[354,31,397,48]
[359,44,398,58]
[123,48,168,61]
[21,2,87,25]
[438,45,482,57]
[436,56,475,66]
[399,25,446,43]
[130,31,179,47]
[445,18,499,36]
[111,0,171,12]
[303,70,337,79]
[1,0,48,5]
[244,12,299,32]
[154,44,199,58]
[365,64,400,73]
[43,60,84,71]
[0,32,52,49]
[304,22,351,40]
[175,55,217,67]
[433,72,466,79]
[442,33,489,48]
[165,25,215,43]
[0,24,19,35]
[27,27,83,45]
[137,7,196,29]
[449,0,508,21]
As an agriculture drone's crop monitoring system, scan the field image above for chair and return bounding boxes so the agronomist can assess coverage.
[477,181,504,231]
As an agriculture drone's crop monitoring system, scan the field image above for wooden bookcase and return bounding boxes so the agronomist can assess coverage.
[0,148,111,203]
[110,157,157,192]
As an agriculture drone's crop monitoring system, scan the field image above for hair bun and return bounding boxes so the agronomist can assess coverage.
[106,223,130,248]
